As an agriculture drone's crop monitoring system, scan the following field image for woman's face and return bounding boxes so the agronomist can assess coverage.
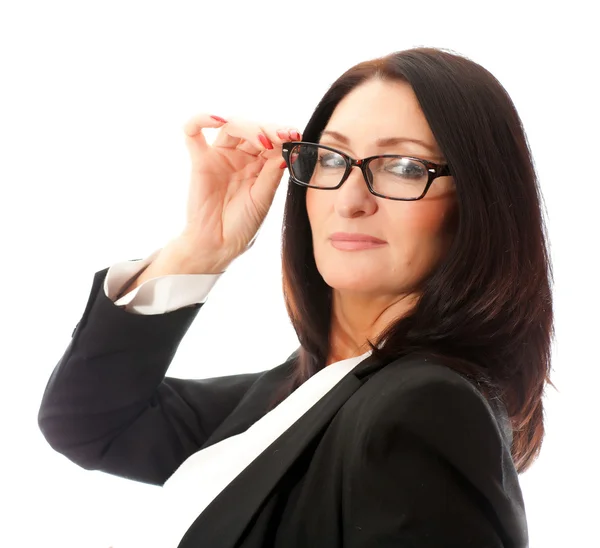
[306,78,457,300]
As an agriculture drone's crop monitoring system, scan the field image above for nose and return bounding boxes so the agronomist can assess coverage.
[334,164,378,216]
[339,162,371,194]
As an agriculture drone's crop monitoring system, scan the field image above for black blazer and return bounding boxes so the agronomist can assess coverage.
[38,267,529,548]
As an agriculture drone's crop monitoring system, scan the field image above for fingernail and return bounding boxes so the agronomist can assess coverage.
[258,134,274,149]
[291,130,301,140]
[279,160,287,169]
[210,115,228,123]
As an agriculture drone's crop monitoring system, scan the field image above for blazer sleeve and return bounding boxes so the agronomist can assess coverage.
[345,369,528,548]
[38,267,266,486]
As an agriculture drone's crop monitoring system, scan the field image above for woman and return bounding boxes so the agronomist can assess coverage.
[38,47,553,547]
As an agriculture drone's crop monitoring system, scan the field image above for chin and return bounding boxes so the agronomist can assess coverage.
[319,270,381,293]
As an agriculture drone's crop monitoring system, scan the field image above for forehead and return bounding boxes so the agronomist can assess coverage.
[325,79,437,145]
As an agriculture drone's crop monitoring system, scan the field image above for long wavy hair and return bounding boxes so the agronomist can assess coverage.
[269,46,554,474]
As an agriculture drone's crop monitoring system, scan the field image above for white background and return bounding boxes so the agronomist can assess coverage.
[1,1,598,547]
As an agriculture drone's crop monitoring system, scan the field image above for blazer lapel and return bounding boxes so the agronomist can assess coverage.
[177,350,392,548]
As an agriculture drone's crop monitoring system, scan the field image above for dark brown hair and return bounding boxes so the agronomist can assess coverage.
[270,46,554,474]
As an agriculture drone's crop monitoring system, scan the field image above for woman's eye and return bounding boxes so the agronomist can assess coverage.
[318,154,345,167]
[385,161,424,178]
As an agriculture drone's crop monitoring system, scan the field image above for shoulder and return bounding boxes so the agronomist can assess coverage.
[361,354,504,423]
[349,355,511,474]
[340,355,528,546]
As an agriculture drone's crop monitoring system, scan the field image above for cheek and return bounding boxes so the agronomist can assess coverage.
[306,189,328,231]
[398,199,451,233]
[305,189,315,224]
[391,198,458,260]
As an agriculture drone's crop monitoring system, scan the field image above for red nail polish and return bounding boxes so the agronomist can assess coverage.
[292,131,301,140]
[210,115,227,123]
[258,134,273,149]
[279,160,287,169]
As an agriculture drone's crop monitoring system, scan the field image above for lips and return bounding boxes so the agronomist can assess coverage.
[329,232,386,244]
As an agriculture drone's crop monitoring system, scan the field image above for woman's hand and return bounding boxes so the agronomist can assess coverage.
[172,113,302,273]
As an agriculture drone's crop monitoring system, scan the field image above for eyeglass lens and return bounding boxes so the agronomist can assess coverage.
[289,143,429,199]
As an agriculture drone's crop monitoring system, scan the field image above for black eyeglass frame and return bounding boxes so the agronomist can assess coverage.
[281,141,452,201]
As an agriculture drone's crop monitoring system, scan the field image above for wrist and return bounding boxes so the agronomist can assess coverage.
[159,238,231,275]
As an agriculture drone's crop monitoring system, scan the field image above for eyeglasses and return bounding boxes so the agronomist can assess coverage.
[281,141,452,201]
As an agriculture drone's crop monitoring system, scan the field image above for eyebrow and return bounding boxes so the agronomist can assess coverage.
[319,130,442,158]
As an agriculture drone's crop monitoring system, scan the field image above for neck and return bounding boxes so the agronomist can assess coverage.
[326,289,418,365]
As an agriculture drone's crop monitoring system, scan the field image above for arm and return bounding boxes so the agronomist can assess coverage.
[38,266,264,486]
[345,372,528,548]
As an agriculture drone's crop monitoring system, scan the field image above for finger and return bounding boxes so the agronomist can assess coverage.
[215,118,302,152]
[236,139,263,156]
[260,124,302,146]
[183,112,229,152]
[250,152,289,214]
[212,117,265,150]
[183,113,229,137]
